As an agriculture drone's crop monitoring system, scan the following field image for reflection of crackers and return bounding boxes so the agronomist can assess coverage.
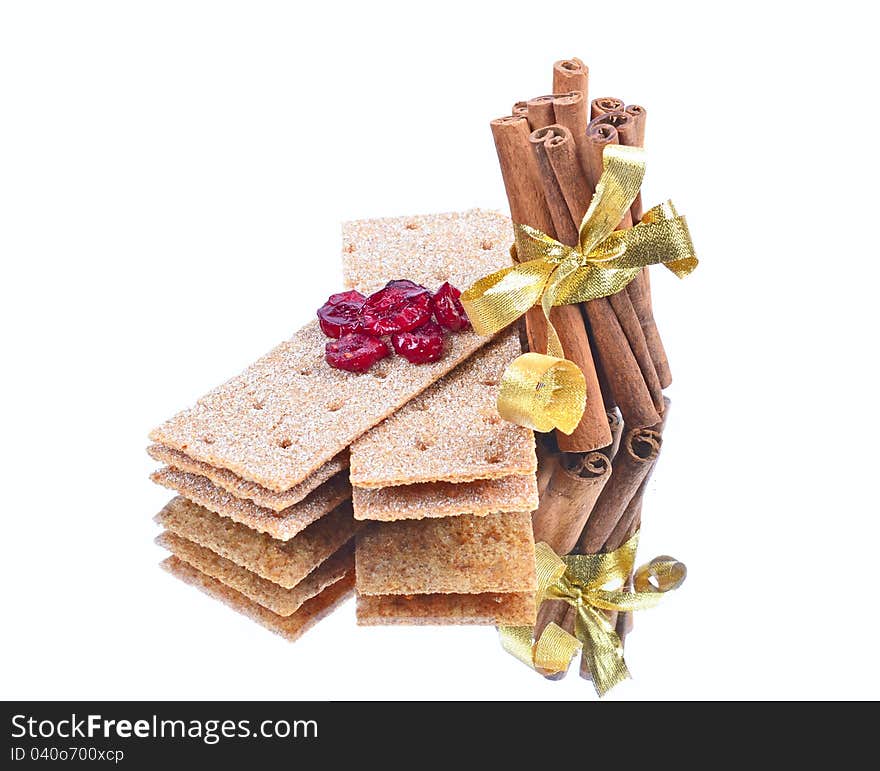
[349,332,536,489]
[161,556,354,642]
[156,531,354,617]
[150,211,515,496]
[355,512,536,596]
[352,475,538,521]
[155,496,357,589]
[148,444,347,511]
[151,467,350,541]
[357,592,535,626]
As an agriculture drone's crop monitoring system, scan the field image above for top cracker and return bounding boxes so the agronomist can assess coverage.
[150,209,513,493]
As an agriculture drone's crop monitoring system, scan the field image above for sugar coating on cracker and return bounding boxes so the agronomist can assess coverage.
[151,467,350,541]
[162,556,354,643]
[356,591,536,626]
[150,210,513,494]
[148,444,348,512]
[342,209,512,293]
[155,496,358,589]
[352,474,538,521]
[355,511,536,595]
[157,531,354,617]
[350,331,536,488]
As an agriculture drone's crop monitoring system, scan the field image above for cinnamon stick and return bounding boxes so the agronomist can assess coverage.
[606,409,623,460]
[551,92,589,178]
[512,101,529,120]
[529,126,580,246]
[490,115,611,453]
[615,104,673,389]
[531,451,612,555]
[580,120,662,428]
[590,96,624,119]
[526,125,612,452]
[525,95,557,131]
[623,104,646,221]
[552,58,588,102]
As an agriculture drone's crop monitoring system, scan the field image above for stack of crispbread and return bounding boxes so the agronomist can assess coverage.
[149,209,539,640]
[342,213,539,626]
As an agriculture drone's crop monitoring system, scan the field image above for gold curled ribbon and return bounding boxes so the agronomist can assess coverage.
[498,536,686,696]
[461,144,697,434]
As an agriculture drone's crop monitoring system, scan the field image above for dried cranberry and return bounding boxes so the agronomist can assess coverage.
[391,321,445,364]
[325,332,390,372]
[360,280,433,336]
[317,290,366,338]
[432,282,470,332]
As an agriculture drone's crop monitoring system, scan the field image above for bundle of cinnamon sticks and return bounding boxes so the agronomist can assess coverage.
[493,58,677,670]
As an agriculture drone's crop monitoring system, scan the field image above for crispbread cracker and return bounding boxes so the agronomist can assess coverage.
[156,531,354,616]
[349,331,536,488]
[150,211,514,494]
[356,591,535,626]
[342,209,512,294]
[155,496,358,589]
[148,444,347,511]
[352,475,538,521]
[161,556,354,642]
[151,466,349,541]
[355,511,536,595]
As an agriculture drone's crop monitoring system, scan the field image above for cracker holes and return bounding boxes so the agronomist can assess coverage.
[325,399,345,412]
[252,398,266,410]
[201,435,215,444]
[413,401,430,412]
[278,437,293,450]
[372,367,389,380]
[485,449,504,464]
[481,239,494,250]
[415,435,436,452]
[404,221,420,230]
[344,243,356,253]
[480,379,499,387]
[298,368,313,377]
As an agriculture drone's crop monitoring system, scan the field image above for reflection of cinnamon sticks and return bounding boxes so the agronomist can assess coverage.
[575,426,662,553]
[532,451,612,555]
[491,113,610,454]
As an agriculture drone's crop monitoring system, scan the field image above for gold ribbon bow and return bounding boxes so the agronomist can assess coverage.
[499,535,686,696]
[461,144,697,434]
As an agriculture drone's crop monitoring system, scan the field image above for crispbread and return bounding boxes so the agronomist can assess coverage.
[342,209,513,294]
[150,466,349,541]
[148,444,347,512]
[352,475,538,521]
[156,531,354,616]
[349,331,536,489]
[356,591,536,626]
[150,211,514,495]
[161,556,354,642]
[355,511,536,596]
[155,496,358,589]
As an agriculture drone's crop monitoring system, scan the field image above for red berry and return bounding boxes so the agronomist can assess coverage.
[325,332,390,372]
[391,321,445,364]
[360,280,433,336]
[317,290,366,338]
[432,282,470,332]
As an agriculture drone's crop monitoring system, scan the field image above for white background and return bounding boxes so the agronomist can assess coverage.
[1,1,876,701]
